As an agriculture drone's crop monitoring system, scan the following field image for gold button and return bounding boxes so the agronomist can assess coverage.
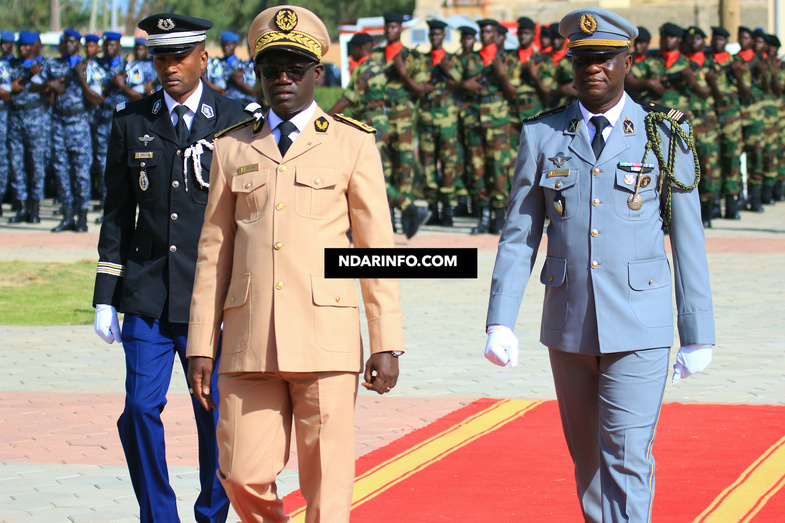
[275,281,284,290]
[549,276,554,282]
[314,179,321,185]
[591,229,598,237]
[555,182,562,189]
[279,165,287,172]
[649,279,654,285]
[275,202,285,210]
[591,261,599,268]
[335,296,341,303]
[170,245,177,253]
[244,182,252,189]
[176,150,181,155]
[592,199,601,206]
[171,213,178,220]
[172,181,180,188]
[274,242,283,250]
[592,168,600,175]
[231,297,235,303]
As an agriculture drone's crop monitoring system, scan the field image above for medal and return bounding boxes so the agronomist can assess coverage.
[139,162,149,191]
[627,173,643,210]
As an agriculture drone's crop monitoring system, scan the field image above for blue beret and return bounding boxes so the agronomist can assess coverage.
[84,34,100,43]
[134,37,147,46]
[220,31,239,42]
[1,30,14,42]
[560,9,638,56]
[103,31,122,41]
[17,30,37,45]
[63,29,82,39]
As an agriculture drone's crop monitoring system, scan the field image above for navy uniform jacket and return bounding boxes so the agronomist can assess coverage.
[487,95,715,353]
[93,85,247,323]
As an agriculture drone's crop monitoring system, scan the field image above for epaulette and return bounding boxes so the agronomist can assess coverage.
[215,117,256,139]
[642,102,688,124]
[521,105,567,124]
[334,113,376,134]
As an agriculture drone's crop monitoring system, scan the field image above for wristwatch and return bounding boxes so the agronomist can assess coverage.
[387,351,404,358]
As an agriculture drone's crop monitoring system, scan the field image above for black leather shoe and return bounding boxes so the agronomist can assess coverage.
[440,205,453,227]
[8,203,28,224]
[425,202,441,225]
[489,208,506,234]
[401,205,431,239]
[471,207,491,234]
[27,200,40,224]
[724,195,741,220]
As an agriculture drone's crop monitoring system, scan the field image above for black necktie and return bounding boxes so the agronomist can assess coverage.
[590,115,609,159]
[174,105,189,147]
[277,120,297,157]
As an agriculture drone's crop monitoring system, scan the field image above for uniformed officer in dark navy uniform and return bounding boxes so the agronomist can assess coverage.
[92,13,248,523]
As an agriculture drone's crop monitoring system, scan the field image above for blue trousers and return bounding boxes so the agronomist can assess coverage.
[51,114,92,211]
[119,314,229,523]
[8,105,48,202]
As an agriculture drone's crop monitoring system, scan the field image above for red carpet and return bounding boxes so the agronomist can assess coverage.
[283,399,785,522]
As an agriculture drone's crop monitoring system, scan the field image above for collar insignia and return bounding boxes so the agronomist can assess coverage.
[152,99,161,114]
[201,104,214,119]
[138,134,155,146]
[157,18,175,32]
[315,116,329,132]
[253,118,264,134]
[567,116,580,132]
[623,117,634,134]
[549,152,572,168]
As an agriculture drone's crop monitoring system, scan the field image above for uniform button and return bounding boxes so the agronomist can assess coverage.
[549,276,554,282]
[140,162,146,168]
[171,213,178,221]
[591,261,599,268]
[172,180,180,188]
[314,178,321,185]
[274,242,284,250]
[176,150,181,155]
[592,198,601,206]
[279,165,287,172]
[170,245,177,253]
[335,296,341,303]
[275,202,285,211]
[275,281,284,290]
[555,182,562,189]
[591,229,599,237]
[592,168,600,176]
[231,297,236,303]
[244,182,252,189]
[649,279,654,285]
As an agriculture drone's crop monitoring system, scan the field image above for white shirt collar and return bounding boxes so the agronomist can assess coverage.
[578,92,628,137]
[268,100,318,133]
[163,80,204,119]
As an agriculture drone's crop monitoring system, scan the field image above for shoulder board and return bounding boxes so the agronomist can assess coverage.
[215,117,256,139]
[334,113,376,134]
[522,105,567,124]
[642,102,688,124]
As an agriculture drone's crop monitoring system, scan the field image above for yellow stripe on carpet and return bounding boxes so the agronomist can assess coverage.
[290,399,542,521]
[695,434,785,522]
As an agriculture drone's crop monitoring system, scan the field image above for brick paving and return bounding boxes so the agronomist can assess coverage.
[1,199,784,521]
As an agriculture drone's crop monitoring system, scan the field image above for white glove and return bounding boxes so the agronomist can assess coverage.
[484,324,519,368]
[94,304,122,344]
[672,344,713,383]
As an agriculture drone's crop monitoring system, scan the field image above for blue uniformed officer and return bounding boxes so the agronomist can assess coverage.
[32,29,103,232]
[126,37,158,97]
[0,30,13,215]
[484,9,715,522]
[5,31,49,224]
[92,13,249,523]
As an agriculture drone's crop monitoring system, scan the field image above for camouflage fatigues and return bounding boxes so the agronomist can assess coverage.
[687,55,720,203]
[0,58,10,201]
[540,51,573,109]
[223,57,258,107]
[707,52,743,194]
[645,52,693,114]
[510,47,545,152]
[759,60,779,189]
[125,57,158,95]
[734,52,765,186]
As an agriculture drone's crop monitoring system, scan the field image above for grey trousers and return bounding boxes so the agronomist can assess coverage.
[549,347,669,523]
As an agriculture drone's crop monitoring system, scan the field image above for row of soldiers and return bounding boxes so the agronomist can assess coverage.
[330,13,785,235]
[0,28,258,231]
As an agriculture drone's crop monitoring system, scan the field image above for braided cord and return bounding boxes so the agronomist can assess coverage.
[642,112,701,226]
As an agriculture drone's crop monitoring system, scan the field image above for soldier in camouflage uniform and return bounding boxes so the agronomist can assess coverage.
[32,29,103,232]
[510,17,546,150]
[455,19,517,234]
[418,20,463,226]
[373,11,430,238]
[706,26,745,219]
[753,29,780,205]
[734,26,766,211]
[5,31,49,224]
[540,23,577,109]
[767,35,785,201]
[454,26,479,217]
[627,26,652,102]
[0,30,12,216]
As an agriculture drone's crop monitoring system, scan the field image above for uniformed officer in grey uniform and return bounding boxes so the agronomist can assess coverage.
[0,30,13,215]
[484,9,715,522]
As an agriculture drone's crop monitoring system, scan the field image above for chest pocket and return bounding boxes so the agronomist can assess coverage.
[539,169,580,220]
[614,167,661,221]
[295,167,339,220]
[231,168,269,223]
[128,148,163,202]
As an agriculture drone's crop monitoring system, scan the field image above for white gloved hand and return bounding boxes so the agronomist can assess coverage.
[672,344,713,383]
[94,304,122,344]
[484,324,519,368]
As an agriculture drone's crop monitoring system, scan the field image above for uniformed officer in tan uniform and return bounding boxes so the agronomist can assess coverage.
[186,6,405,522]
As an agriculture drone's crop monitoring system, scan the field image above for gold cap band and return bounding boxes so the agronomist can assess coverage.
[567,38,630,49]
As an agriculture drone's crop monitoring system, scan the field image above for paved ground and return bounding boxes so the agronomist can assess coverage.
[1,198,784,521]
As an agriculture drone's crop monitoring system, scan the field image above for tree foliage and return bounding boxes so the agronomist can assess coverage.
[0,0,90,32]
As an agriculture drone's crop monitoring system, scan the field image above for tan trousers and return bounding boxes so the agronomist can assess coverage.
[216,371,359,523]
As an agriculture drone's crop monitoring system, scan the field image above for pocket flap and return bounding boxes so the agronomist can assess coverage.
[231,169,268,193]
[224,273,251,309]
[296,167,338,189]
[540,256,567,286]
[311,275,358,307]
[539,169,578,191]
[615,169,656,193]
[628,258,670,290]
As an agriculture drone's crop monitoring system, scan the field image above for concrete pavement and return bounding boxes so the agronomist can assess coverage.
[1,198,784,521]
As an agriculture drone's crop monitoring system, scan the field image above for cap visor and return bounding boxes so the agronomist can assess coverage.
[148,43,199,56]
[255,45,319,63]
[567,46,628,56]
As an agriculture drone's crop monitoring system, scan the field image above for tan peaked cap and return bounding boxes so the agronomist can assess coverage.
[248,5,329,62]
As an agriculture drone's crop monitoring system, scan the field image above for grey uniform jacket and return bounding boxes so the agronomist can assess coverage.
[487,96,715,354]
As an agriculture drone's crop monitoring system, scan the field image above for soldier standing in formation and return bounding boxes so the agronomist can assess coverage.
[0,30,13,216]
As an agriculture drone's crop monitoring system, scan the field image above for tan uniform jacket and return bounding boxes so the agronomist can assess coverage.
[187,107,404,373]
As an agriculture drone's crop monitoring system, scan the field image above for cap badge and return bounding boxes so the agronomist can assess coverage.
[275,8,298,33]
[579,14,597,36]
[157,18,175,32]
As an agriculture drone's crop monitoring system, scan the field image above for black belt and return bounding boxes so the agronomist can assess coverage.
[11,99,45,111]
[53,106,88,117]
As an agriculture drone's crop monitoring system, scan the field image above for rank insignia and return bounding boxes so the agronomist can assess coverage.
[567,116,580,132]
[201,104,214,119]
[549,152,571,168]
[624,174,635,185]
[314,116,329,132]
[547,169,570,177]
[138,134,155,146]
[623,117,634,134]
[139,171,149,191]
[152,99,161,114]
[640,175,652,188]
[253,118,264,133]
